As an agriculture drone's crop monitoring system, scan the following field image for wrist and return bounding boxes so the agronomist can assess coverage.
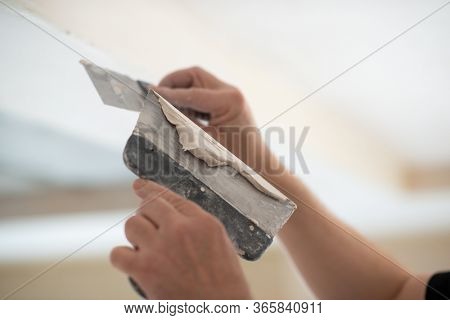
[216,124,288,180]
[241,131,286,178]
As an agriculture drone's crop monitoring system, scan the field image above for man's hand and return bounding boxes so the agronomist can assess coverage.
[110,179,252,300]
[155,66,254,127]
[154,67,260,162]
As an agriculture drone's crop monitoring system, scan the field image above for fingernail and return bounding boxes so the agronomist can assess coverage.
[133,179,147,190]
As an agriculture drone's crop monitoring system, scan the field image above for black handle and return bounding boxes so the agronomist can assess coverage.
[128,277,147,299]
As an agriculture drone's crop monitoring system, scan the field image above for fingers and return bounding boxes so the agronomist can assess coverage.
[133,179,171,199]
[138,197,179,228]
[159,68,196,88]
[124,215,156,247]
[110,246,137,274]
[134,179,185,205]
[158,66,222,89]
[153,87,222,114]
[133,179,203,217]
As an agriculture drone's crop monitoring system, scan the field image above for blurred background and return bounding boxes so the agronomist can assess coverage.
[1,0,449,299]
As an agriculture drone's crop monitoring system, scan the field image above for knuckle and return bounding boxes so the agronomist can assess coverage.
[124,216,138,234]
[144,190,165,203]
[189,65,204,74]
[138,196,158,213]
[171,197,197,213]
[138,200,157,216]
[124,222,133,237]
[230,88,245,105]
[199,213,225,232]
[178,200,198,213]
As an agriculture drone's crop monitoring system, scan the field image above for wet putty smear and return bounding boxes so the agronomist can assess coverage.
[154,91,288,201]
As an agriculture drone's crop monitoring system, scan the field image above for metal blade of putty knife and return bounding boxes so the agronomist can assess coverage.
[81,60,210,120]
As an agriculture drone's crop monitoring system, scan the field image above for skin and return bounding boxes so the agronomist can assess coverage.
[111,66,433,299]
[111,179,251,299]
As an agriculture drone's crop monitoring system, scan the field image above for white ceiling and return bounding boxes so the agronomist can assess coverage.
[10,0,449,168]
[1,0,450,239]
[188,0,450,167]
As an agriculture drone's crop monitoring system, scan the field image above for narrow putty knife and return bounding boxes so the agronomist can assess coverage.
[81,60,296,261]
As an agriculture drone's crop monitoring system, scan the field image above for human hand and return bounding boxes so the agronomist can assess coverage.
[110,179,252,300]
[153,67,260,161]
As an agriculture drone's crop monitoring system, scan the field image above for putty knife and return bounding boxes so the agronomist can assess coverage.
[81,60,296,260]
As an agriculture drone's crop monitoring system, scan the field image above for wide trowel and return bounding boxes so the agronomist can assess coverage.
[81,60,296,293]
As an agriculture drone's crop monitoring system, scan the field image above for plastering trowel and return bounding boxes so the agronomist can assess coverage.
[81,60,296,260]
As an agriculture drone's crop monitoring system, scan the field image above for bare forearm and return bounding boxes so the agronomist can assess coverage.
[394,274,430,299]
[153,66,427,299]
[246,134,416,299]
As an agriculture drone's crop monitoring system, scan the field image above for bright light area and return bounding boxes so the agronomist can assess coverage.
[1,0,449,299]
[0,210,127,262]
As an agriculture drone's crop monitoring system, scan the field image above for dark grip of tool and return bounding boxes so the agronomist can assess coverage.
[129,277,147,299]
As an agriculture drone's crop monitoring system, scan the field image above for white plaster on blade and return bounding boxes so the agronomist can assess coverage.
[154,91,287,201]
